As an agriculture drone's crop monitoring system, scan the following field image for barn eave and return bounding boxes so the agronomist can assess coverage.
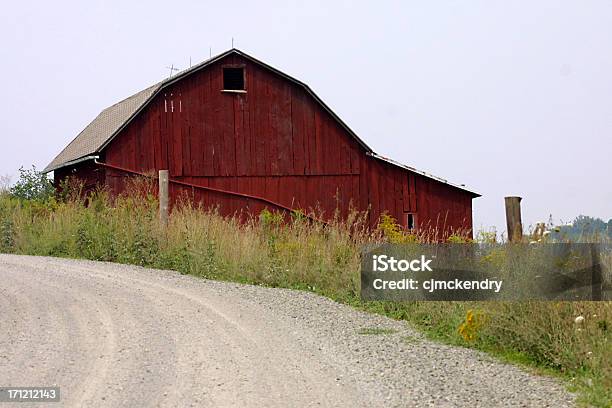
[367,152,481,197]
[44,154,100,173]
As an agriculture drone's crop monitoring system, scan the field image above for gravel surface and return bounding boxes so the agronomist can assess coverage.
[0,254,575,407]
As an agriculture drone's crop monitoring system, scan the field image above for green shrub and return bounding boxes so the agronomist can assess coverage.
[10,165,54,202]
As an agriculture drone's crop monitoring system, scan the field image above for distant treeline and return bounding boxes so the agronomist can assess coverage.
[552,215,612,241]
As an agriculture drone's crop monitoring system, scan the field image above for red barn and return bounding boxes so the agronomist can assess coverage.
[45,48,479,234]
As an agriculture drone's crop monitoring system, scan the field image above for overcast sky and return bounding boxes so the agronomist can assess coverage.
[1,1,610,234]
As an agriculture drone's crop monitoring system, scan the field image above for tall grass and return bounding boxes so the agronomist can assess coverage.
[0,183,609,407]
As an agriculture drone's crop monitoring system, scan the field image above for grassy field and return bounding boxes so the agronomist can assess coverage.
[0,183,609,407]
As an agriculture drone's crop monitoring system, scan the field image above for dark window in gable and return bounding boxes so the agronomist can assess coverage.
[223,67,245,90]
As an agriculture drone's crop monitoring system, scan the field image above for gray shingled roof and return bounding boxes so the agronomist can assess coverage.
[44,83,160,172]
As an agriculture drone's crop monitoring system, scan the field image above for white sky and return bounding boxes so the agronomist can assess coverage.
[0,0,610,234]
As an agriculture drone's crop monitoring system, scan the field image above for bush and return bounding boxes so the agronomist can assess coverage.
[10,165,54,202]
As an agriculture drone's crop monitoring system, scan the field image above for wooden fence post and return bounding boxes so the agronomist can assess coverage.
[504,196,523,243]
[159,170,169,228]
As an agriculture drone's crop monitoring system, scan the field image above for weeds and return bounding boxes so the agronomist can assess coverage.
[458,309,487,342]
[0,183,609,406]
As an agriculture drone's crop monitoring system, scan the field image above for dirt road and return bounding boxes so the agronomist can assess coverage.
[0,255,574,407]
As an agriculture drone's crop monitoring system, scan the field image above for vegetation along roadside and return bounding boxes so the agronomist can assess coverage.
[0,168,609,407]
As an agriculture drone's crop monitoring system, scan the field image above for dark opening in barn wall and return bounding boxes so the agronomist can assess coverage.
[223,67,245,90]
[406,213,417,230]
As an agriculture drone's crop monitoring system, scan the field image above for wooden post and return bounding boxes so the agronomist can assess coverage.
[159,170,169,228]
[505,196,523,243]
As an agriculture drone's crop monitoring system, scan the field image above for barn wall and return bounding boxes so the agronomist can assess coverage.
[99,53,474,234]
[415,176,473,234]
[358,157,473,235]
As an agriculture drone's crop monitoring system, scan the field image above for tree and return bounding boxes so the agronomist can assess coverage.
[10,165,54,201]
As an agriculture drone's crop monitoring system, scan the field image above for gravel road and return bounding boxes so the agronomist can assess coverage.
[0,254,574,407]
